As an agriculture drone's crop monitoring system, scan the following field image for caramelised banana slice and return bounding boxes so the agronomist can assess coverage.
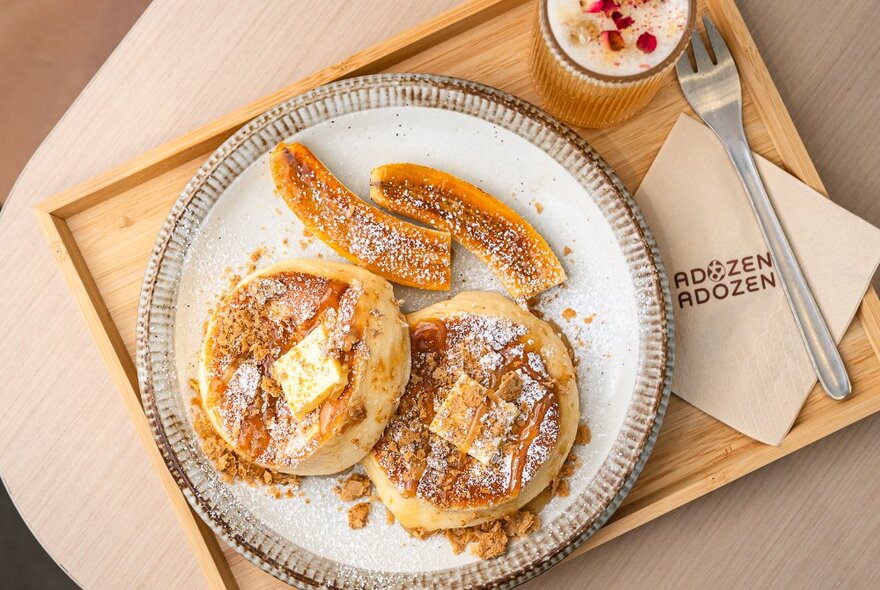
[270,144,452,290]
[370,164,566,300]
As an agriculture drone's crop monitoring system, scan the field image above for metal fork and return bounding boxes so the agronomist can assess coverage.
[676,16,850,400]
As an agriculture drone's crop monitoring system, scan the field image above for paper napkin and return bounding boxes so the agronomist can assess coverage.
[634,114,880,445]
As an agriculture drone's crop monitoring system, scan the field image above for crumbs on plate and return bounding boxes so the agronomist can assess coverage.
[348,502,371,529]
[334,473,372,502]
[444,510,540,560]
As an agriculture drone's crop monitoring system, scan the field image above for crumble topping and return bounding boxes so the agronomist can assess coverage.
[575,421,592,445]
[372,313,562,510]
[334,473,372,502]
[551,447,583,499]
[444,510,541,559]
[201,271,366,468]
[191,393,301,496]
[347,502,371,529]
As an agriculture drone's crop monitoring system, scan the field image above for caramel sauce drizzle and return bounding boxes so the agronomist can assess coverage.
[318,395,343,437]
[411,318,447,352]
[404,318,558,498]
[507,393,554,495]
[460,402,489,451]
[277,278,349,357]
[239,409,272,457]
[210,274,357,454]
[402,460,427,498]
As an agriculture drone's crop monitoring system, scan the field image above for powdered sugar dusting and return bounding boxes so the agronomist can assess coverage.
[372,166,565,298]
[203,270,363,468]
[372,313,560,509]
[218,361,261,436]
[172,105,641,572]
[275,146,450,288]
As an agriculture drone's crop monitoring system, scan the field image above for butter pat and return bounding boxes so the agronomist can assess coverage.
[272,324,347,419]
[467,397,519,465]
[429,373,519,465]
[430,374,488,451]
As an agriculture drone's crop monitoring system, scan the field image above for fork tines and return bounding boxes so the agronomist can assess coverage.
[676,15,733,75]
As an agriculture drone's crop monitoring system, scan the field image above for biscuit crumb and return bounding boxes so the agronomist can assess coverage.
[503,510,540,538]
[551,477,570,498]
[444,528,470,554]
[334,473,372,502]
[532,201,544,214]
[562,308,577,321]
[443,510,540,559]
[575,422,591,445]
[261,375,282,398]
[244,246,266,275]
[189,394,301,497]
[348,502,371,529]
[472,529,507,559]
[549,450,580,499]
[407,527,436,540]
[563,246,572,256]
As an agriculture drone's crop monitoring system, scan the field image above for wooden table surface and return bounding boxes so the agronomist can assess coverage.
[1,1,878,588]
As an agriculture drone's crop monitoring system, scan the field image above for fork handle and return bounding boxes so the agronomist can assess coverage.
[720,134,851,399]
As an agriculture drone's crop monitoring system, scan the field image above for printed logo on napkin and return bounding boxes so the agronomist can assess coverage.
[674,252,776,308]
[634,114,880,445]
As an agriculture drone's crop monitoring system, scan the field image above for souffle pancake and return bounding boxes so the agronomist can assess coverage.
[199,259,410,475]
[362,291,579,530]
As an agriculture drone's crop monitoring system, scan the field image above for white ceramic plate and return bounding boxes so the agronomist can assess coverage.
[138,74,672,589]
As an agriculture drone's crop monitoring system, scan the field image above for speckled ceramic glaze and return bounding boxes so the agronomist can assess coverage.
[137,73,673,589]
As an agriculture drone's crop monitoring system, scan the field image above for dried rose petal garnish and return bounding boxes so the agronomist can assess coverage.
[636,32,658,53]
[581,0,604,13]
[601,30,626,51]
[611,11,633,29]
[602,0,621,16]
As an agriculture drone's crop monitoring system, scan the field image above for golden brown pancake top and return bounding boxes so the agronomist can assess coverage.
[371,313,561,510]
[203,271,367,466]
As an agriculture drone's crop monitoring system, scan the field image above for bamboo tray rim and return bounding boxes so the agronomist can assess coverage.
[33,0,880,588]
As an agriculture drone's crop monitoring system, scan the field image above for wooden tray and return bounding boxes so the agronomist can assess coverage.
[35,0,880,588]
